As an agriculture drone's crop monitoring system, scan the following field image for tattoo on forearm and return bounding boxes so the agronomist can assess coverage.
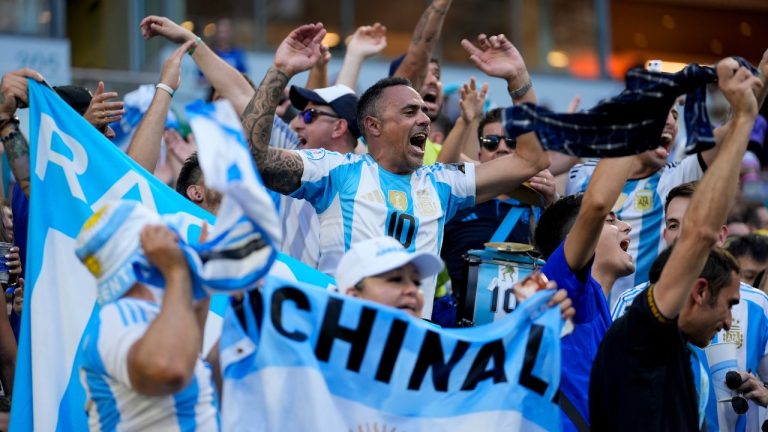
[4,130,31,197]
[241,66,303,194]
[257,150,303,194]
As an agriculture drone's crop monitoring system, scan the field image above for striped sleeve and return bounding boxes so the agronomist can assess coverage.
[97,302,151,386]
[269,116,301,150]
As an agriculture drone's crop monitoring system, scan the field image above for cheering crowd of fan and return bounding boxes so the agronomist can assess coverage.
[1,0,768,430]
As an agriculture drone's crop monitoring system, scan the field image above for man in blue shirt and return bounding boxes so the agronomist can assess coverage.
[533,152,635,431]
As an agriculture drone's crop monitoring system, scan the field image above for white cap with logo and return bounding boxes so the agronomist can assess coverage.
[335,236,444,290]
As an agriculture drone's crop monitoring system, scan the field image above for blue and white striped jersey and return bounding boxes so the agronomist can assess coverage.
[612,282,768,432]
[291,150,476,317]
[268,116,324,271]
[79,298,219,432]
[567,155,704,307]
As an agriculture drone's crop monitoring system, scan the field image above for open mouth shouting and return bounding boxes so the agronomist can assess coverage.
[409,130,428,155]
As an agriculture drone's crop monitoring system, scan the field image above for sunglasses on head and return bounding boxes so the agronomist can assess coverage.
[479,135,516,152]
[300,108,340,124]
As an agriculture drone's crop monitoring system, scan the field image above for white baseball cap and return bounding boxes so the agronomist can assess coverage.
[335,236,444,290]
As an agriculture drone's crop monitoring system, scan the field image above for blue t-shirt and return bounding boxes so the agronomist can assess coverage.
[542,241,611,431]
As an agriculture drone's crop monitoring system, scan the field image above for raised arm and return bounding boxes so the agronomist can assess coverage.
[437,77,487,164]
[655,58,762,319]
[0,69,44,199]
[700,49,768,168]
[564,156,634,273]
[462,33,547,203]
[241,23,325,195]
[305,44,331,90]
[127,225,200,396]
[127,40,194,172]
[140,16,255,115]
[336,23,387,90]
[392,0,452,91]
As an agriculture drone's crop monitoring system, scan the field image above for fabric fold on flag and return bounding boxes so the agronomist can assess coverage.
[502,57,758,157]
[219,275,564,431]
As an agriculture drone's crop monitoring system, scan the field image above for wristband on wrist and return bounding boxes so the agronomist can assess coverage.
[188,36,202,55]
[156,83,175,97]
[509,80,533,100]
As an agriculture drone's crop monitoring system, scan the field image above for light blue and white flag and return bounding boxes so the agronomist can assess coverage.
[220,276,564,431]
[10,81,332,431]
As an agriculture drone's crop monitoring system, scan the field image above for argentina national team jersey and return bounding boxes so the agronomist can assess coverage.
[567,154,704,307]
[291,150,476,317]
[79,298,219,431]
[613,282,768,432]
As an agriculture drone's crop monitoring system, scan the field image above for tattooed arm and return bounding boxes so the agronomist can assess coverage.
[240,23,326,195]
[392,0,452,91]
[0,69,45,199]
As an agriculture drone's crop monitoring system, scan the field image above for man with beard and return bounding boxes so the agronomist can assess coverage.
[236,24,549,318]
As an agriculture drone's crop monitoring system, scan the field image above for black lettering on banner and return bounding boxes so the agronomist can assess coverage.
[519,324,549,395]
[386,212,416,248]
[461,339,508,390]
[270,286,311,342]
[408,331,469,391]
[374,319,409,383]
[315,297,377,372]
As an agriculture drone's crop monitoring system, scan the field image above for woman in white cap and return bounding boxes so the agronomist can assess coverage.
[336,236,443,318]
[337,236,575,321]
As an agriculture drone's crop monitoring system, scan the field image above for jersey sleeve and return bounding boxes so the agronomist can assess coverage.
[431,162,476,222]
[656,154,705,200]
[95,303,151,387]
[565,160,597,195]
[290,150,358,214]
[269,116,301,150]
[541,241,596,324]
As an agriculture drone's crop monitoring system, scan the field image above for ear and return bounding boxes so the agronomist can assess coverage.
[364,116,382,137]
[345,287,360,298]
[718,225,729,245]
[691,278,708,305]
[186,184,204,203]
[331,118,348,139]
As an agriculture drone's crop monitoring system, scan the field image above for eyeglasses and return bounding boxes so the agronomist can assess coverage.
[479,135,516,152]
[300,108,340,124]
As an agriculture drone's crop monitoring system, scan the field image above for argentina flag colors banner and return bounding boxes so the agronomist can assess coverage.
[220,277,563,431]
[11,81,332,431]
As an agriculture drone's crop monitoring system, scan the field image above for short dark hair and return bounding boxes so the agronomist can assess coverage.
[664,181,697,214]
[477,108,503,141]
[726,234,768,262]
[175,152,202,199]
[534,194,583,259]
[649,245,739,304]
[357,77,413,139]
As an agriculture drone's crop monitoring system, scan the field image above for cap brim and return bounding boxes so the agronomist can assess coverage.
[289,86,327,110]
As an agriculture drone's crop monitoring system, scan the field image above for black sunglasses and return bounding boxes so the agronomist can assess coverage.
[300,108,340,124]
[479,135,516,152]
